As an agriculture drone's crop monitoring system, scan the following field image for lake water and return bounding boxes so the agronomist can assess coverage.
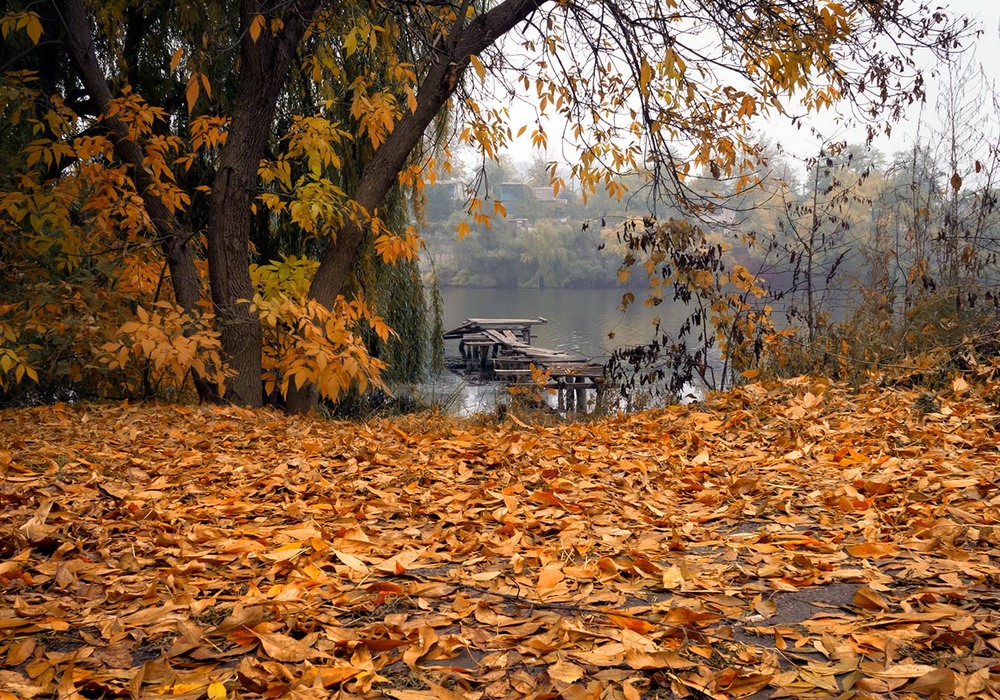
[417,286,703,415]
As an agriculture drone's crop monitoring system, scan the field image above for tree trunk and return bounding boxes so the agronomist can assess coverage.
[285,0,546,414]
[206,0,323,408]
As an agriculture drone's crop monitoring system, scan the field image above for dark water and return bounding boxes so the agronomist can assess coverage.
[417,286,696,415]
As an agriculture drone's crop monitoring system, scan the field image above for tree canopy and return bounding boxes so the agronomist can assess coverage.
[0,0,970,411]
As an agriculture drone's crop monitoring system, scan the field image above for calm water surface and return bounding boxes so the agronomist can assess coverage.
[417,286,699,415]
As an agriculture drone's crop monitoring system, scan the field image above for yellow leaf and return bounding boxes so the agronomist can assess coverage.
[469,54,486,82]
[186,75,200,114]
[170,47,183,74]
[737,93,757,118]
[26,15,43,44]
[151,682,206,694]
[661,565,684,589]
[639,58,652,93]
[207,682,227,700]
[333,549,370,573]
[261,543,306,561]
[249,14,265,43]
[344,30,358,57]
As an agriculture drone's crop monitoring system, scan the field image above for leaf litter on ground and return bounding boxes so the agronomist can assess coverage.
[1,376,998,699]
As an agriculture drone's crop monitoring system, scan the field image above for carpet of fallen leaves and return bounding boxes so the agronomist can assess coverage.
[1,377,999,700]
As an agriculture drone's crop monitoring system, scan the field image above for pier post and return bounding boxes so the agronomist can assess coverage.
[573,376,587,412]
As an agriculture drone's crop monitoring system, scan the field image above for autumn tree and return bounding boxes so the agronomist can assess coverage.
[0,0,970,411]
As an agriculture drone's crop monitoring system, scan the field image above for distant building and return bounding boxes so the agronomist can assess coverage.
[425,179,466,221]
[499,181,530,203]
[434,179,465,200]
[531,186,568,205]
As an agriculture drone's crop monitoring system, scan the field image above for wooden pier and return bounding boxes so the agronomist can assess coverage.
[443,318,606,411]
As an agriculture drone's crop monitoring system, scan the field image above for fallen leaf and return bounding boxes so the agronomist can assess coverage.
[548,658,586,683]
[255,632,329,662]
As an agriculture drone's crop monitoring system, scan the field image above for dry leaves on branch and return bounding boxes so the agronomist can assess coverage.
[1,376,998,698]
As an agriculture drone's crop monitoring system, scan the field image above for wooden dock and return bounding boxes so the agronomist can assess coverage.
[443,318,606,411]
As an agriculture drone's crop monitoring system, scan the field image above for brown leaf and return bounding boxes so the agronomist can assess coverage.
[907,668,956,695]
[5,637,35,666]
[853,585,890,611]
[873,663,939,679]
[255,632,329,663]
[729,476,758,496]
[548,658,586,683]
[0,670,46,698]
[18,499,55,543]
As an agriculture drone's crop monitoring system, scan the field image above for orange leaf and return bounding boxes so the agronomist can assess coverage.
[625,648,696,670]
[846,542,899,559]
[606,613,656,634]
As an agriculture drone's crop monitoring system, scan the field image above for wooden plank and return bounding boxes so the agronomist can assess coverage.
[442,320,482,336]
[464,317,547,326]
[445,318,547,338]
[544,364,605,377]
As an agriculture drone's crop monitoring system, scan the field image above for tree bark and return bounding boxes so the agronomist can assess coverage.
[59,0,215,400]
[285,0,547,414]
[206,0,323,407]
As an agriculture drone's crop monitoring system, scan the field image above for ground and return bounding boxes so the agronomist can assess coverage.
[0,377,998,699]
